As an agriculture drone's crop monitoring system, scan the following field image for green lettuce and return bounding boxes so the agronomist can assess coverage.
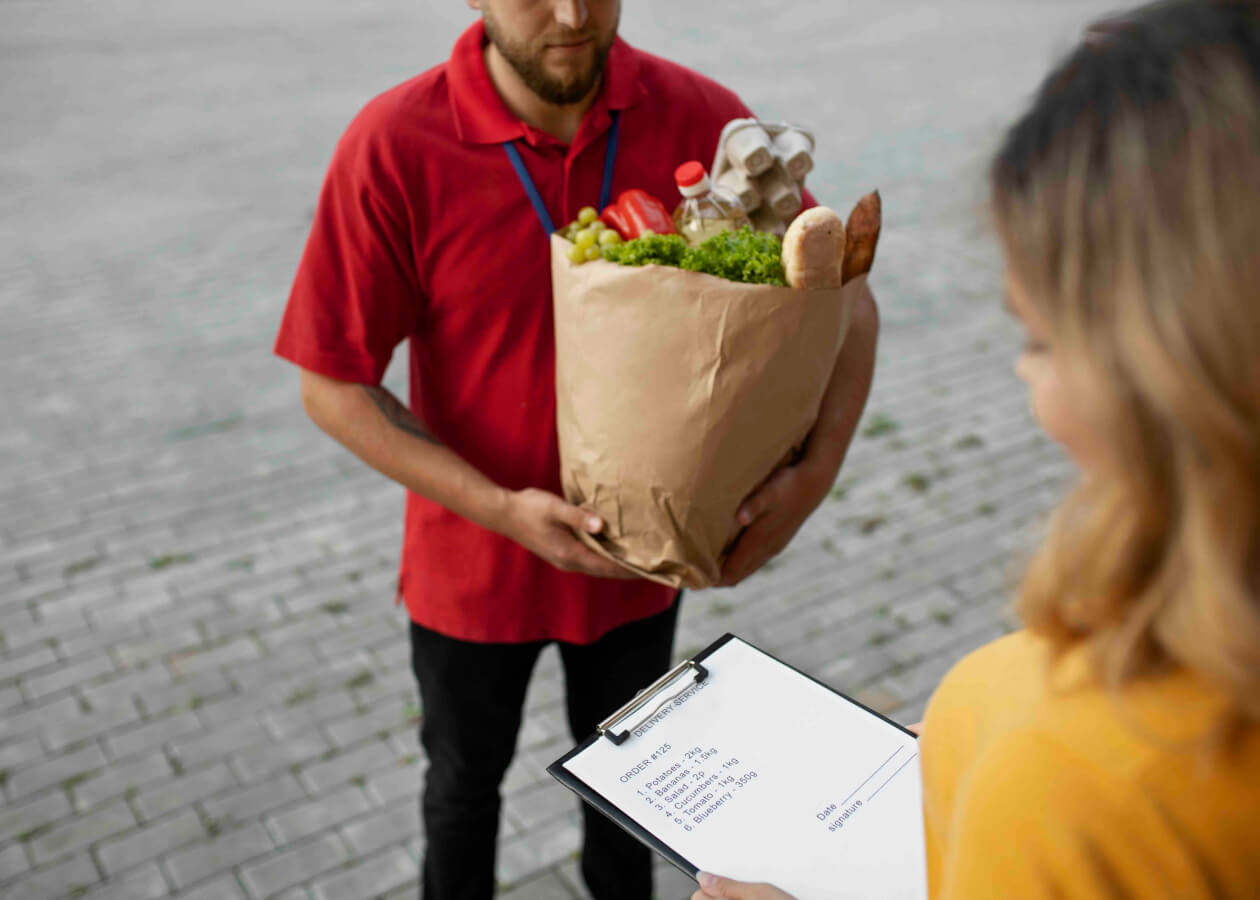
[600,227,787,287]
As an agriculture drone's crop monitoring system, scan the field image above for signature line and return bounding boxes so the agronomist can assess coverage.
[867,753,919,803]
[841,745,904,806]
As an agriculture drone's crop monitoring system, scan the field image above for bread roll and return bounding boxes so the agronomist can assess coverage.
[841,190,882,283]
[781,207,845,289]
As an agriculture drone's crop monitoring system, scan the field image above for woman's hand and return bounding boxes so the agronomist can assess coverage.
[691,872,798,900]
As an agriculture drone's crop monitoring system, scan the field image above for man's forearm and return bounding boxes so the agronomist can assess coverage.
[300,369,509,531]
[800,281,879,480]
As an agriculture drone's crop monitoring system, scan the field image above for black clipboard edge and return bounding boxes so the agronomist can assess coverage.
[546,631,918,881]
[665,632,918,741]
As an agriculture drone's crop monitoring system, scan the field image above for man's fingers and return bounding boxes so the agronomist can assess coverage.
[569,544,636,580]
[737,468,793,526]
[554,498,604,534]
[718,527,761,587]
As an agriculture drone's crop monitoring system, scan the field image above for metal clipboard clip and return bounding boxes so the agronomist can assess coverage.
[596,658,709,746]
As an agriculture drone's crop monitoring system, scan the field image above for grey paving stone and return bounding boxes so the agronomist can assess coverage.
[91,591,177,629]
[31,577,128,627]
[197,607,285,647]
[341,798,421,857]
[168,636,261,679]
[104,710,204,760]
[170,719,270,769]
[80,862,169,900]
[653,858,698,900]
[0,734,45,771]
[0,841,31,880]
[260,690,357,741]
[112,626,203,668]
[79,665,175,716]
[323,696,411,748]
[200,774,307,827]
[309,844,417,900]
[73,750,172,811]
[42,611,142,660]
[3,694,79,743]
[1,616,91,657]
[298,739,395,794]
[96,808,205,876]
[315,618,398,661]
[0,789,73,845]
[167,875,249,900]
[265,782,372,845]
[0,645,58,682]
[163,823,273,891]
[503,781,578,834]
[29,798,135,865]
[192,685,272,728]
[238,833,348,899]
[229,726,332,785]
[499,868,582,900]
[44,701,145,754]
[496,815,583,889]
[0,852,101,900]
[139,675,238,723]
[7,741,108,803]
[365,757,422,808]
[134,761,238,821]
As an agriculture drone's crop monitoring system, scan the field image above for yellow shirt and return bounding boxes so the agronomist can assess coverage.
[919,630,1260,898]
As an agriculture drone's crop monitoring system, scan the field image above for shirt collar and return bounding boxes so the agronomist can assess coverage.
[447,20,646,146]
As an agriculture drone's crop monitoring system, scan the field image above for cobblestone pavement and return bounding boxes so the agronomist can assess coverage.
[1,1,1116,897]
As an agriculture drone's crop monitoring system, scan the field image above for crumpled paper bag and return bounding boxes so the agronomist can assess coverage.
[551,234,856,588]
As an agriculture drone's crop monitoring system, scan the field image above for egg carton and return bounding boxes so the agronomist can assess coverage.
[711,118,816,237]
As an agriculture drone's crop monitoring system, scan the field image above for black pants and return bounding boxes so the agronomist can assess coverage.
[409,598,681,900]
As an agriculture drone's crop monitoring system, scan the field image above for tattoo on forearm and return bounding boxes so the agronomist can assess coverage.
[361,386,443,446]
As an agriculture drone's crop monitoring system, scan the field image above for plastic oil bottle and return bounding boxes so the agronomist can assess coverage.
[672,160,751,246]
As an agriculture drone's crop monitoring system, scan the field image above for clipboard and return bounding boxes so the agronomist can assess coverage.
[548,633,926,899]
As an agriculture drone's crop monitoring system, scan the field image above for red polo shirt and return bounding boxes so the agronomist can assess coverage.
[276,22,758,644]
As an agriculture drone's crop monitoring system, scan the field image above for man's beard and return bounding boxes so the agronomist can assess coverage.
[482,11,615,106]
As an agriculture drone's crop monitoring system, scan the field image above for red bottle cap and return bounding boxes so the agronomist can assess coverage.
[674,161,706,189]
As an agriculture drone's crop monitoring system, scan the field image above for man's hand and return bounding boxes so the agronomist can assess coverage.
[503,488,637,580]
[718,462,828,587]
[691,872,797,900]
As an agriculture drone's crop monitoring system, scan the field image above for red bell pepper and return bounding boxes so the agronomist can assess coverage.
[599,202,632,238]
[600,189,676,239]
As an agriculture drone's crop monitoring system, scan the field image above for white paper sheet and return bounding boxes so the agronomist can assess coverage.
[559,637,927,900]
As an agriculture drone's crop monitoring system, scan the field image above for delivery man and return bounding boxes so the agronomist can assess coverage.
[274,1,878,897]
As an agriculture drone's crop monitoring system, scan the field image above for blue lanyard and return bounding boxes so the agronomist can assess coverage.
[502,109,620,236]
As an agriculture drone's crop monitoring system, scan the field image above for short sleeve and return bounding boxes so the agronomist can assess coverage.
[274,110,421,385]
[940,729,1162,900]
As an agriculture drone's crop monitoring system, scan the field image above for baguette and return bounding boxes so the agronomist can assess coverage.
[841,190,882,283]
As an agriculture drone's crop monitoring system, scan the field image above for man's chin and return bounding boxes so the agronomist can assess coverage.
[536,72,599,105]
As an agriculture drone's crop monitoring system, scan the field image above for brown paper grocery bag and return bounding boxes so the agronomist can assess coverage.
[551,235,855,589]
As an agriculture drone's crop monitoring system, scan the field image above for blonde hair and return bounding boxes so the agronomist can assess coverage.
[990,0,1260,724]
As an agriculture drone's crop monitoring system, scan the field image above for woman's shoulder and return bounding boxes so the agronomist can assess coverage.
[932,632,1260,896]
[923,630,1047,726]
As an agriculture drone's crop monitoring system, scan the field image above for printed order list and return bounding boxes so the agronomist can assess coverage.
[562,638,929,900]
